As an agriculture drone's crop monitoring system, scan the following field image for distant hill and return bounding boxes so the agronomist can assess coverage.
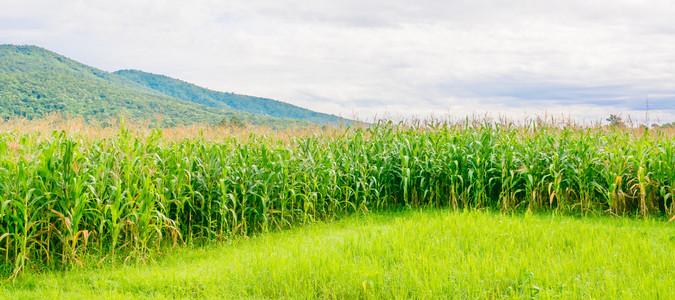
[114,70,349,125]
[0,45,348,127]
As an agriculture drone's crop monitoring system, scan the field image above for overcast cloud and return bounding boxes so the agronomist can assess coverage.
[2,0,675,123]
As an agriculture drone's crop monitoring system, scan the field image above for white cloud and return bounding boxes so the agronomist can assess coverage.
[2,0,675,123]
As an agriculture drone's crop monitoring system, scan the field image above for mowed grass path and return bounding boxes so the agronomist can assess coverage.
[2,209,674,299]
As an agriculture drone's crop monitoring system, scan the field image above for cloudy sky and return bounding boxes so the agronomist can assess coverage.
[2,0,675,123]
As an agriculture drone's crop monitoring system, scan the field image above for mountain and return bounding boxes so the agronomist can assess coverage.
[114,70,348,125]
[0,45,347,127]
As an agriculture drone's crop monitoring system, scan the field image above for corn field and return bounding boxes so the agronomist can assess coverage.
[1,123,674,275]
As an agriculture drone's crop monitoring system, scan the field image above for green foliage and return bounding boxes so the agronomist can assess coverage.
[656,122,675,129]
[218,115,246,129]
[0,45,320,128]
[1,123,675,278]
[606,114,625,127]
[114,69,350,125]
[2,210,674,298]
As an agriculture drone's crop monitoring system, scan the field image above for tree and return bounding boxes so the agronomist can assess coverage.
[606,114,624,127]
[219,115,246,129]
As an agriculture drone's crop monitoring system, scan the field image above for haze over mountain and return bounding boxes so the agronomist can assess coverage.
[114,69,346,125]
[0,44,349,127]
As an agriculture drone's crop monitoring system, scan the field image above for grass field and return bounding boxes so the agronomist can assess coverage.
[2,209,673,299]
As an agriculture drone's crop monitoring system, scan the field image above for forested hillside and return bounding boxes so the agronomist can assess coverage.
[0,45,342,127]
[115,70,349,125]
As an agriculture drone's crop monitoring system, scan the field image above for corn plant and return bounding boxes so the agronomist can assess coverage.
[2,122,675,277]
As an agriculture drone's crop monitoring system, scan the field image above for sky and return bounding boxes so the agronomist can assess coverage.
[2,0,675,124]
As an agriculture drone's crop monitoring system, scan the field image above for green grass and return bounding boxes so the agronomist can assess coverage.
[2,209,673,299]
